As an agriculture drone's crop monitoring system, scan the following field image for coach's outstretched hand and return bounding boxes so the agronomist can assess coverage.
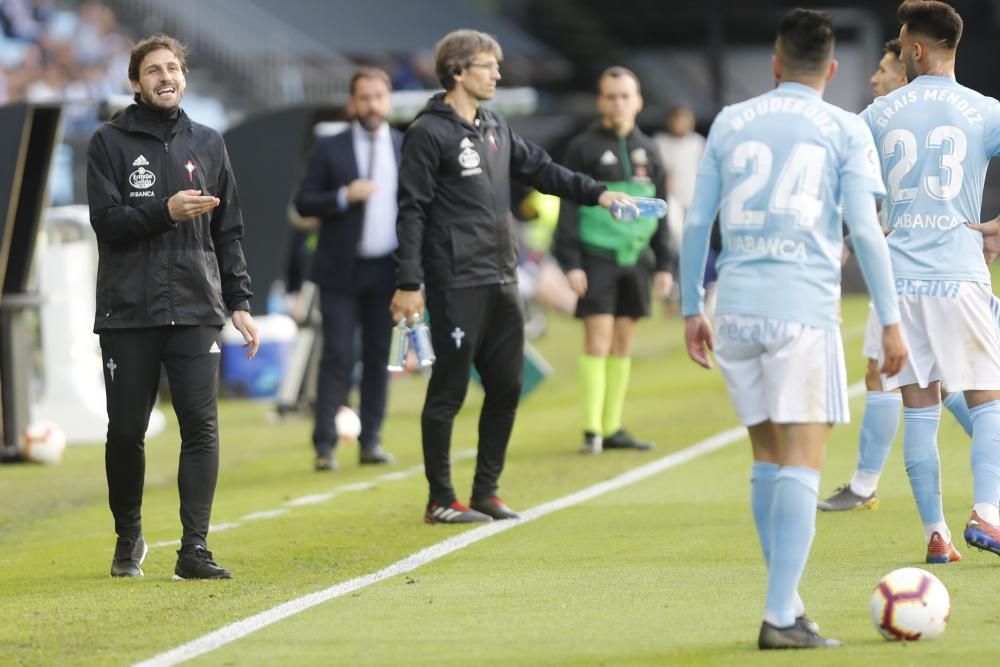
[597,190,633,210]
[967,216,1000,265]
[684,314,714,370]
[879,323,907,377]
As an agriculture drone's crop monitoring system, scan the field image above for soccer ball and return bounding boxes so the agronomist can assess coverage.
[870,567,950,641]
[334,406,361,444]
[20,421,67,464]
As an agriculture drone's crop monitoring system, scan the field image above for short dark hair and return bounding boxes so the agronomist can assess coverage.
[128,33,188,82]
[349,66,391,96]
[898,1,962,49]
[884,38,902,58]
[776,8,835,75]
[598,66,641,94]
[433,29,503,91]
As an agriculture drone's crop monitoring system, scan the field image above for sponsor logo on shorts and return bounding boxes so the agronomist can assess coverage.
[718,317,790,343]
[894,278,960,299]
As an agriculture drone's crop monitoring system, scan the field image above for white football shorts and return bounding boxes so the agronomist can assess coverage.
[714,314,849,426]
[879,280,1000,391]
[862,302,883,360]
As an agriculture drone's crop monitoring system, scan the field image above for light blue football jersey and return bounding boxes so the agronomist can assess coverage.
[861,75,1000,282]
[681,82,891,329]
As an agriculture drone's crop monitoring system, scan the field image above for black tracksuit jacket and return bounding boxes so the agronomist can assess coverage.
[394,93,607,291]
[87,102,252,332]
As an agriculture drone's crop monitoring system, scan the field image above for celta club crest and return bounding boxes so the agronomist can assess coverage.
[451,327,465,349]
[184,160,196,183]
[106,358,117,381]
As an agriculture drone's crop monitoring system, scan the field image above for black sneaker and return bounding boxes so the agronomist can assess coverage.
[360,446,394,465]
[424,500,492,524]
[173,546,232,580]
[603,429,654,451]
[758,620,841,649]
[314,455,338,471]
[110,534,148,577]
[470,496,520,520]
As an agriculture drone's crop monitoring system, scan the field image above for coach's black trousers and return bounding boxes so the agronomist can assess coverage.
[100,326,221,548]
[422,284,524,504]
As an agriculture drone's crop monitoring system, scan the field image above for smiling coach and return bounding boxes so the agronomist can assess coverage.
[87,33,258,580]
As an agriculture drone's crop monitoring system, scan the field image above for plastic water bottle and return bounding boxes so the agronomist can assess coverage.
[267,279,287,314]
[387,318,410,372]
[610,197,668,221]
[408,313,436,367]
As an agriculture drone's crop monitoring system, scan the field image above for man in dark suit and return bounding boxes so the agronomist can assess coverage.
[295,67,402,471]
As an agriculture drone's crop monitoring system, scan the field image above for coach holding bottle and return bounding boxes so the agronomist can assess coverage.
[391,29,631,524]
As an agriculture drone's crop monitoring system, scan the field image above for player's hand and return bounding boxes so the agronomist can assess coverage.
[597,190,632,210]
[840,244,851,267]
[967,216,1000,265]
[566,269,587,297]
[653,271,674,299]
[391,289,424,323]
[684,314,714,370]
[231,309,260,360]
[168,190,220,221]
[879,323,907,377]
[346,179,377,204]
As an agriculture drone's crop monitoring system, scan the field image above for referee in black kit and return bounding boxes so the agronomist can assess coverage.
[88,34,259,579]
[391,29,631,524]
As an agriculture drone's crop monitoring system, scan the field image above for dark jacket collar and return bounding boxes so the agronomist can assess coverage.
[109,101,192,138]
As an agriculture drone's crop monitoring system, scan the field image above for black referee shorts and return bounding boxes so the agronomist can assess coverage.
[574,251,650,319]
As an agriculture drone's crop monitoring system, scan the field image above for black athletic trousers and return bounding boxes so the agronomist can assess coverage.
[422,283,524,504]
[99,326,222,548]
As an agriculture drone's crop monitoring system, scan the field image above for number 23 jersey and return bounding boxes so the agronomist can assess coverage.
[861,75,1000,283]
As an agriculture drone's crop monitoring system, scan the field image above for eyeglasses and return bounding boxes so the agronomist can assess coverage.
[466,62,501,73]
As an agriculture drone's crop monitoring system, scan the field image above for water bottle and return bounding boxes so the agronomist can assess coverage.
[610,197,668,221]
[408,313,436,367]
[387,318,410,372]
[267,279,287,314]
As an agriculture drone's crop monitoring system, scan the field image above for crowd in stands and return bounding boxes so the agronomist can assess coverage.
[0,0,132,127]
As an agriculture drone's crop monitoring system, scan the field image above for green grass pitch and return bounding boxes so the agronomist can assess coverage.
[2,295,999,666]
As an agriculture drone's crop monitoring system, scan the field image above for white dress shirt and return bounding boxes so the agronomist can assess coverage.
[336,120,398,258]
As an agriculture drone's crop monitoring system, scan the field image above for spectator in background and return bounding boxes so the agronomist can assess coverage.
[295,67,401,471]
[653,105,705,214]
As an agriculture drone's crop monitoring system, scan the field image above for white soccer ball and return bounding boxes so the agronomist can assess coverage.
[334,406,361,444]
[20,421,67,464]
[871,567,950,641]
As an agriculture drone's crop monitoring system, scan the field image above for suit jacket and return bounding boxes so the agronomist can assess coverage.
[294,125,403,291]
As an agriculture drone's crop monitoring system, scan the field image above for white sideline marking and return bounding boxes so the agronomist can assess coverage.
[133,381,864,667]
[145,452,475,549]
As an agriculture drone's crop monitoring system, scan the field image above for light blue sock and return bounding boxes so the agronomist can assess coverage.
[751,461,779,563]
[856,391,902,475]
[943,392,973,437]
[970,400,1000,506]
[903,405,943,525]
[765,466,820,629]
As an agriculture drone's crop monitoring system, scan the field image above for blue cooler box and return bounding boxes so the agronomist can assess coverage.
[220,314,296,398]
